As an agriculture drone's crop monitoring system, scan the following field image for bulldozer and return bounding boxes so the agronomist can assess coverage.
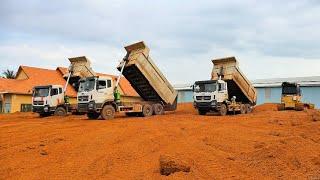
[277,82,314,111]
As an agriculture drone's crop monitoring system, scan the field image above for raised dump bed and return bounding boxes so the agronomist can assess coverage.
[118,41,178,111]
[211,57,257,104]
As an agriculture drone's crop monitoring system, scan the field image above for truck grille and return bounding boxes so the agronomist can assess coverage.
[196,96,211,100]
[33,101,44,105]
[78,96,89,102]
[78,103,88,112]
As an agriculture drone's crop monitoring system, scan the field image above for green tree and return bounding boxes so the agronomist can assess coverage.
[2,69,16,79]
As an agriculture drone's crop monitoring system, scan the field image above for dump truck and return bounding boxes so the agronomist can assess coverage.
[32,56,95,116]
[77,41,178,120]
[277,82,315,111]
[193,56,257,115]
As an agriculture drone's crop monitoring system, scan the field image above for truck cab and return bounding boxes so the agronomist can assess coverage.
[32,85,65,116]
[77,76,114,115]
[193,80,228,115]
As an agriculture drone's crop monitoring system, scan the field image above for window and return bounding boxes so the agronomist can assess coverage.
[107,80,112,88]
[59,88,63,94]
[218,83,225,91]
[34,88,49,97]
[98,80,106,89]
[51,88,58,96]
[21,104,32,112]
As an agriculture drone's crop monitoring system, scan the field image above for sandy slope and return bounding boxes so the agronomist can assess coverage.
[0,103,319,179]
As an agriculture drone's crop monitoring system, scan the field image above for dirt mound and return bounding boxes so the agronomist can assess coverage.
[305,109,320,121]
[253,103,279,112]
[159,155,191,176]
[1,103,320,179]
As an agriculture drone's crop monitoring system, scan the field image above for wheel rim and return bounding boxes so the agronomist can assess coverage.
[241,105,246,114]
[106,109,112,116]
[156,106,162,113]
[146,107,151,114]
[143,105,153,116]
[221,105,227,115]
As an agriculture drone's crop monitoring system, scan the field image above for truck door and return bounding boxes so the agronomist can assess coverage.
[96,79,114,104]
[217,82,228,102]
[49,88,59,107]
[58,87,64,104]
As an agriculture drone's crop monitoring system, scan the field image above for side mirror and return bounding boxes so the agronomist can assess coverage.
[194,85,200,92]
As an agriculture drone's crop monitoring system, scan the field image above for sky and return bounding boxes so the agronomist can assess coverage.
[1,0,320,84]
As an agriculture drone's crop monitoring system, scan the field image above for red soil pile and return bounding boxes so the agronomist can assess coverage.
[253,103,279,112]
[0,103,319,179]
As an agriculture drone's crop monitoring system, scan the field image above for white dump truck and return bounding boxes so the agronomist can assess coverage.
[77,41,178,120]
[193,57,257,115]
[32,56,95,117]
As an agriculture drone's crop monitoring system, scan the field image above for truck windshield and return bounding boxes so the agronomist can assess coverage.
[195,83,217,92]
[33,88,49,97]
[79,79,96,92]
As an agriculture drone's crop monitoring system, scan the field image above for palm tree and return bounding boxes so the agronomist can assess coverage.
[2,69,16,79]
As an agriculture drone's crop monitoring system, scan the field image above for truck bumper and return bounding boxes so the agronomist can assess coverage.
[78,101,103,113]
[194,101,218,111]
[32,105,53,114]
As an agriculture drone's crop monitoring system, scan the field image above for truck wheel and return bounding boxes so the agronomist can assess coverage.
[198,110,206,115]
[142,104,153,117]
[220,104,227,116]
[245,104,252,113]
[240,104,246,114]
[153,103,164,115]
[87,112,100,119]
[277,104,285,111]
[101,105,115,120]
[54,107,67,116]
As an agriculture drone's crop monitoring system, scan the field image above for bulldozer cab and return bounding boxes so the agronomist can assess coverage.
[281,82,301,96]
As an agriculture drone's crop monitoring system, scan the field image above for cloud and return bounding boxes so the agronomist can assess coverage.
[0,0,320,84]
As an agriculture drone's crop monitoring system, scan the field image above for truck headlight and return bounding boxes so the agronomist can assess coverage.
[88,101,95,109]
[211,101,216,105]
[44,106,49,112]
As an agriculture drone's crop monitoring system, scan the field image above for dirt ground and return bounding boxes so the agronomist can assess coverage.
[1,103,320,179]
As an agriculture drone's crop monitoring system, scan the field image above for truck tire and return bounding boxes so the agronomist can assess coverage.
[153,103,164,115]
[87,112,100,119]
[240,104,246,114]
[54,107,67,116]
[246,104,252,113]
[198,110,206,115]
[142,104,153,117]
[220,104,227,116]
[101,105,115,120]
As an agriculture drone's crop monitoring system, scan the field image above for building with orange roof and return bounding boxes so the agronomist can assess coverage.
[0,66,139,113]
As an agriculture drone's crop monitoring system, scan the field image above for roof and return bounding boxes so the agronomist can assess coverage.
[173,84,193,91]
[0,65,139,97]
[252,76,320,87]
[0,66,77,97]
